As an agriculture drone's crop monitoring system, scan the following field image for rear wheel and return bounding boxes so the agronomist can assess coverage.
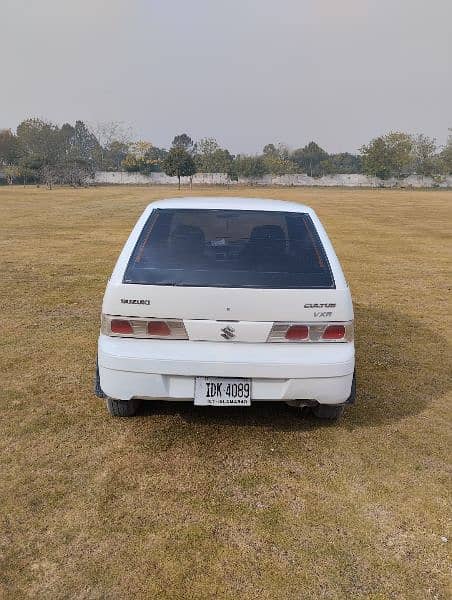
[347,371,356,404]
[106,397,140,417]
[312,404,344,420]
[93,357,106,398]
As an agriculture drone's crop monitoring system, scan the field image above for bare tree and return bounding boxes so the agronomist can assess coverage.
[61,164,92,186]
[91,121,133,169]
[4,165,20,184]
[40,163,92,188]
[40,165,59,189]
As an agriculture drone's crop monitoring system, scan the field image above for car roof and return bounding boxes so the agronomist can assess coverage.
[146,197,315,214]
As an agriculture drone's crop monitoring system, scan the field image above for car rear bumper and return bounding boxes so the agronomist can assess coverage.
[98,335,355,404]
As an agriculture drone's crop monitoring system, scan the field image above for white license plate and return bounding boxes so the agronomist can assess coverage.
[194,377,252,406]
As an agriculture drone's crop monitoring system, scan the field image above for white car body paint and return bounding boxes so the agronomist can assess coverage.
[98,197,355,406]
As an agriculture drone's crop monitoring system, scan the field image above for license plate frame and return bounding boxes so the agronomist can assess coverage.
[194,377,252,406]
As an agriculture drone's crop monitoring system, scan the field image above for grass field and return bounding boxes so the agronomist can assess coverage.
[0,185,451,599]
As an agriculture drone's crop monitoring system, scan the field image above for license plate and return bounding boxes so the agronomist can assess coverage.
[194,377,251,406]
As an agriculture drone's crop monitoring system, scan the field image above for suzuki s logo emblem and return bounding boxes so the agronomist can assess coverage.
[221,326,236,340]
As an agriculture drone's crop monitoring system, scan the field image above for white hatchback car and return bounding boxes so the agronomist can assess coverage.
[95,197,355,419]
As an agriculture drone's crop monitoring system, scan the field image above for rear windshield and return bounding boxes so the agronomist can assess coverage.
[123,209,334,289]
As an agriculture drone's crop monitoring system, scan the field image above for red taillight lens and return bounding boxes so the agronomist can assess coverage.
[102,314,188,339]
[285,325,309,340]
[110,318,133,334]
[322,324,346,340]
[267,320,353,342]
[147,321,171,336]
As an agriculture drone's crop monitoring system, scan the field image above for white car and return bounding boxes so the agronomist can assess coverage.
[96,197,355,419]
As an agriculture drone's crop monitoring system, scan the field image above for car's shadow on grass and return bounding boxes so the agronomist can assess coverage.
[135,305,450,430]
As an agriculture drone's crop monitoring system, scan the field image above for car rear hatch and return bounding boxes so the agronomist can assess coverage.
[102,207,353,342]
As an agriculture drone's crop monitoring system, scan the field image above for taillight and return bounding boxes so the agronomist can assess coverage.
[267,321,353,343]
[147,321,171,336]
[322,324,346,340]
[101,314,188,339]
[110,319,133,335]
[285,325,309,340]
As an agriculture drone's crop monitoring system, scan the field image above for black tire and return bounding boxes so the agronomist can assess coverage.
[312,404,344,420]
[93,357,106,398]
[106,397,140,417]
[346,371,356,404]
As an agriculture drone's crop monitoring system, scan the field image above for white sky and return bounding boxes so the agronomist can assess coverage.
[1,0,451,153]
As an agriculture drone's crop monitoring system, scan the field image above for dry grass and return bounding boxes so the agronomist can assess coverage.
[0,184,451,599]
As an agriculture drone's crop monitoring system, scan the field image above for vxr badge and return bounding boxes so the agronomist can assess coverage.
[221,325,236,340]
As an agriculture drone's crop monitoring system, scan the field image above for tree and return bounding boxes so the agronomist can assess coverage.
[132,145,168,174]
[261,143,295,175]
[263,155,296,175]
[439,129,452,175]
[0,129,19,165]
[196,137,219,156]
[208,148,234,174]
[121,141,152,173]
[172,133,193,152]
[59,123,76,161]
[122,143,167,174]
[163,147,196,189]
[226,159,239,184]
[194,137,234,173]
[129,140,152,159]
[360,136,391,178]
[320,153,362,175]
[16,118,61,167]
[59,163,92,186]
[360,132,413,179]
[71,120,100,169]
[143,145,167,170]
[92,121,132,169]
[94,121,131,147]
[3,165,20,184]
[40,164,59,189]
[38,162,91,188]
[17,157,43,184]
[53,120,99,180]
[412,134,437,177]
[13,118,101,186]
[263,142,291,160]
[121,154,141,172]
[385,132,413,177]
[103,140,129,171]
[18,156,45,184]
[262,143,277,156]
[292,142,329,177]
[234,155,266,183]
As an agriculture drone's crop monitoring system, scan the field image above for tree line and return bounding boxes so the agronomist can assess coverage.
[0,118,451,187]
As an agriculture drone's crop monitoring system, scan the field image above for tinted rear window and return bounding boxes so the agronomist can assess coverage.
[123,209,334,289]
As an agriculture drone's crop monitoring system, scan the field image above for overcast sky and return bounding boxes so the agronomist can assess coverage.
[1,0,451,153]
